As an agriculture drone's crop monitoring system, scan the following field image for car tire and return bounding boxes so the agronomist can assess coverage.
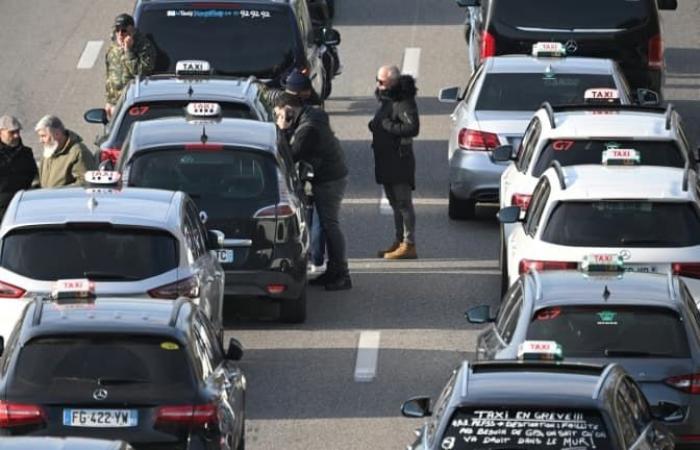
[279,289,307,323]
[448,190,476,220]
[499,226,509,298]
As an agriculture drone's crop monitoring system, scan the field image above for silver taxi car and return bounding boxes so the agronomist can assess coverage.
[0,182,224,342]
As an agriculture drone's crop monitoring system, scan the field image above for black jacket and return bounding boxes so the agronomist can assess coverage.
[369,75,420,188]
[0,140,37,216]
[286,106,348,183]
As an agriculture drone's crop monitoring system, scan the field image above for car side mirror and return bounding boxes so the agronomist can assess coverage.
[0,336,4,357]
[98,160,115,172]
[497,206,523,224]
[636,88,660,106]
[651,401,684,423]
[438,86,460,103]
[207,229,225,250]
[225,337,244,361]
[657,0,677,10]
[322,28,341,46]
[84,108,108,125]
[401,396,432,418]
[492,145,515,162]
[456,0,480,6]
[465,305,496,324]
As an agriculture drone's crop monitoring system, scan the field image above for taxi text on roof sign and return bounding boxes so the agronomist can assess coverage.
[602,148,640,166]
[584,88,621,105]
[581,253,625,273]
[175,60,212,76]
[186,102,222,118]
[52,278,96,300]
[84,170,122,186]
[517,340,563,361]
[531,42,567,58]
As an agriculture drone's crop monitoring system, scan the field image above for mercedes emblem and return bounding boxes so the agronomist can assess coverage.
[93,388,108,401]
[619,249,632,260]
[564,40,578,53]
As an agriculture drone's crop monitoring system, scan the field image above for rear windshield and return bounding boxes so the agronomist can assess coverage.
[112,102,256,146]
[139,6,297,77]
[9,336,195,400]
[440,407,612,450]
[477,74,616,111]
[541,202,700,247]
[0,227,177,280]
[493,0,651,30]
[128,148,278,212]
[532,140,686,176]
[527,306,690,358]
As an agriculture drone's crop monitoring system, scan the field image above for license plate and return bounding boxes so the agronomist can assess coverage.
[216,249,234,264]
[63,409,138,427]
[624,265,664,274]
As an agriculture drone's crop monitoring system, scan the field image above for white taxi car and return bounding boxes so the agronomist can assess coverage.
[498,159,700,290]
[496,103,695,240]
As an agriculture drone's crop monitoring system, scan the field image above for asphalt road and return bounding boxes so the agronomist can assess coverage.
[1,0,699,448]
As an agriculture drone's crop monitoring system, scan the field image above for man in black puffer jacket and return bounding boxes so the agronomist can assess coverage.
[369,66,420,259]
[274,94,351,291]
[0,115,38,220]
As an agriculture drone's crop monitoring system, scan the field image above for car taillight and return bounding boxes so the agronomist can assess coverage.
[253,203,295,219]
[100,147,121,164]
[155,404,217,427]
[0,280,25,299]
[266,284,287,294]
[648,34,663,69]
[458,128,500,151]
[480,31,496,60]
[665,373,700,394]
[0,401,46,428]
[511,193,532,211]
[672,263,700,279]
[185,143,223,152]
[519,259,577,274]
[148,277,199,299]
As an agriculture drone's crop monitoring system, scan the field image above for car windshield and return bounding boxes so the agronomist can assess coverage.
[128,147,278,215]
[139,6,297,78]
[440,407,612,450]
[476,74,616,111]
[527,306,690,358]
[8,336,195,401]
[493,0,651,30]
[541,201,700,247]
[112,101,256,147]
[532,140,686,176]
[0,227,178,280]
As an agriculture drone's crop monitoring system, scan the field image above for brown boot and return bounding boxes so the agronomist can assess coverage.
[377,241,401,258]
[384,243,417,260]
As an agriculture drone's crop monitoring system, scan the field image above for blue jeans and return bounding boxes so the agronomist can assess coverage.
[307,206,326,266]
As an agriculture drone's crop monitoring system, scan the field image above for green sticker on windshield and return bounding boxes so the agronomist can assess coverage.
[161,342,179,350]
[604,142,620,150]
[597,311,618,325]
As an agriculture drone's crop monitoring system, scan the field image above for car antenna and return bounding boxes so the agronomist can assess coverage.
[200,125,208,144]
[603,285,611,301]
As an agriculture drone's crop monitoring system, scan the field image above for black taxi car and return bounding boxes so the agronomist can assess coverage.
[402,350,676,450]
[115,104,309,323]
[0,287,246,450]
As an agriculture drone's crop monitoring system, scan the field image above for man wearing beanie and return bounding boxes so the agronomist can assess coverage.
[0,115,37,219]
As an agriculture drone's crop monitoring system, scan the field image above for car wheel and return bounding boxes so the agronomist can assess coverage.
[279,289,307,323]
[448,190,476,220]
[499,227,509,298]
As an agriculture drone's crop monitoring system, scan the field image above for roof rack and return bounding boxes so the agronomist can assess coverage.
[665,103,675,131]
[667,271,677,300]
[531,270,543,301]
[168,297,191,327]
[460,360,470,397]
[31,296,46,326]
[134,75,142,98]
[550,160,566,190]
[682,162,690,192]
[243,76,255,96]
[548,103,667,114]
[592,363,617,400]
[540,102,556,129]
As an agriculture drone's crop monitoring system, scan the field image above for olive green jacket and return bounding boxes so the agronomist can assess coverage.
[39,131,96,188]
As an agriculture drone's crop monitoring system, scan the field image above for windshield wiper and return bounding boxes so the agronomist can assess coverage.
[605,349,674,357]
[83,271,138,281]
[619,237,673,245]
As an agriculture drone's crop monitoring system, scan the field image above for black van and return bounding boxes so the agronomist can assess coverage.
[458,0,677,94]
[133,0,340,99]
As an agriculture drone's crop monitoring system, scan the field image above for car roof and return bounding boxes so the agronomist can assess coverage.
[536,108,677,140]
[485,55,616,75]
[544,165,693,201]
[2,188,182,233]
[454,361,609,407]
[19,297,194,345]
[127,118,278,154]
[524,271,681,309]
[125,75,258,104]
[0,437,127,450]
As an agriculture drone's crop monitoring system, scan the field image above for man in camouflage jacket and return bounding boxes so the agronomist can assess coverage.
[105,13,155,117]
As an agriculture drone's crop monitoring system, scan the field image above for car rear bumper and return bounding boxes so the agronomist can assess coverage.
[224,267,306,300]
[449,149,507,202]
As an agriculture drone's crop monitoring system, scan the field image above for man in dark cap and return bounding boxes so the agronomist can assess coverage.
[0,115,37,219]
[105,13,155,118]
[258,69,322,110]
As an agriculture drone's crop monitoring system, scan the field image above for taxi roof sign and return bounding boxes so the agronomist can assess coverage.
[581,254,625,273]
[532,42,567,58]
[84,171,121,186]
[52,278,95,301]
[584,88,621,105]
[175,60,212,76]
[602,148,640,166]
[517,340,563,361]
[186,102,222,118]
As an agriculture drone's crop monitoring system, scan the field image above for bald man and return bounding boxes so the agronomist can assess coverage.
[369,65,420,259]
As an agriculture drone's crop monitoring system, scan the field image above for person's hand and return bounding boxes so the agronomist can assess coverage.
[121,34,134,51]
[275,106,294,130]
[105,103,115,119]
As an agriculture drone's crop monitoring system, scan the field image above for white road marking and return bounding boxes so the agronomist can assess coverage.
[344,198,449,206]
[401,47,421,79]
[354,331,381,382]
[379,194,392,215]
[76,40,104,69]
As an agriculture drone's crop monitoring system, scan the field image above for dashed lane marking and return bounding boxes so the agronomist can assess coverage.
[354,331,381,382]
[76,40,104,69]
